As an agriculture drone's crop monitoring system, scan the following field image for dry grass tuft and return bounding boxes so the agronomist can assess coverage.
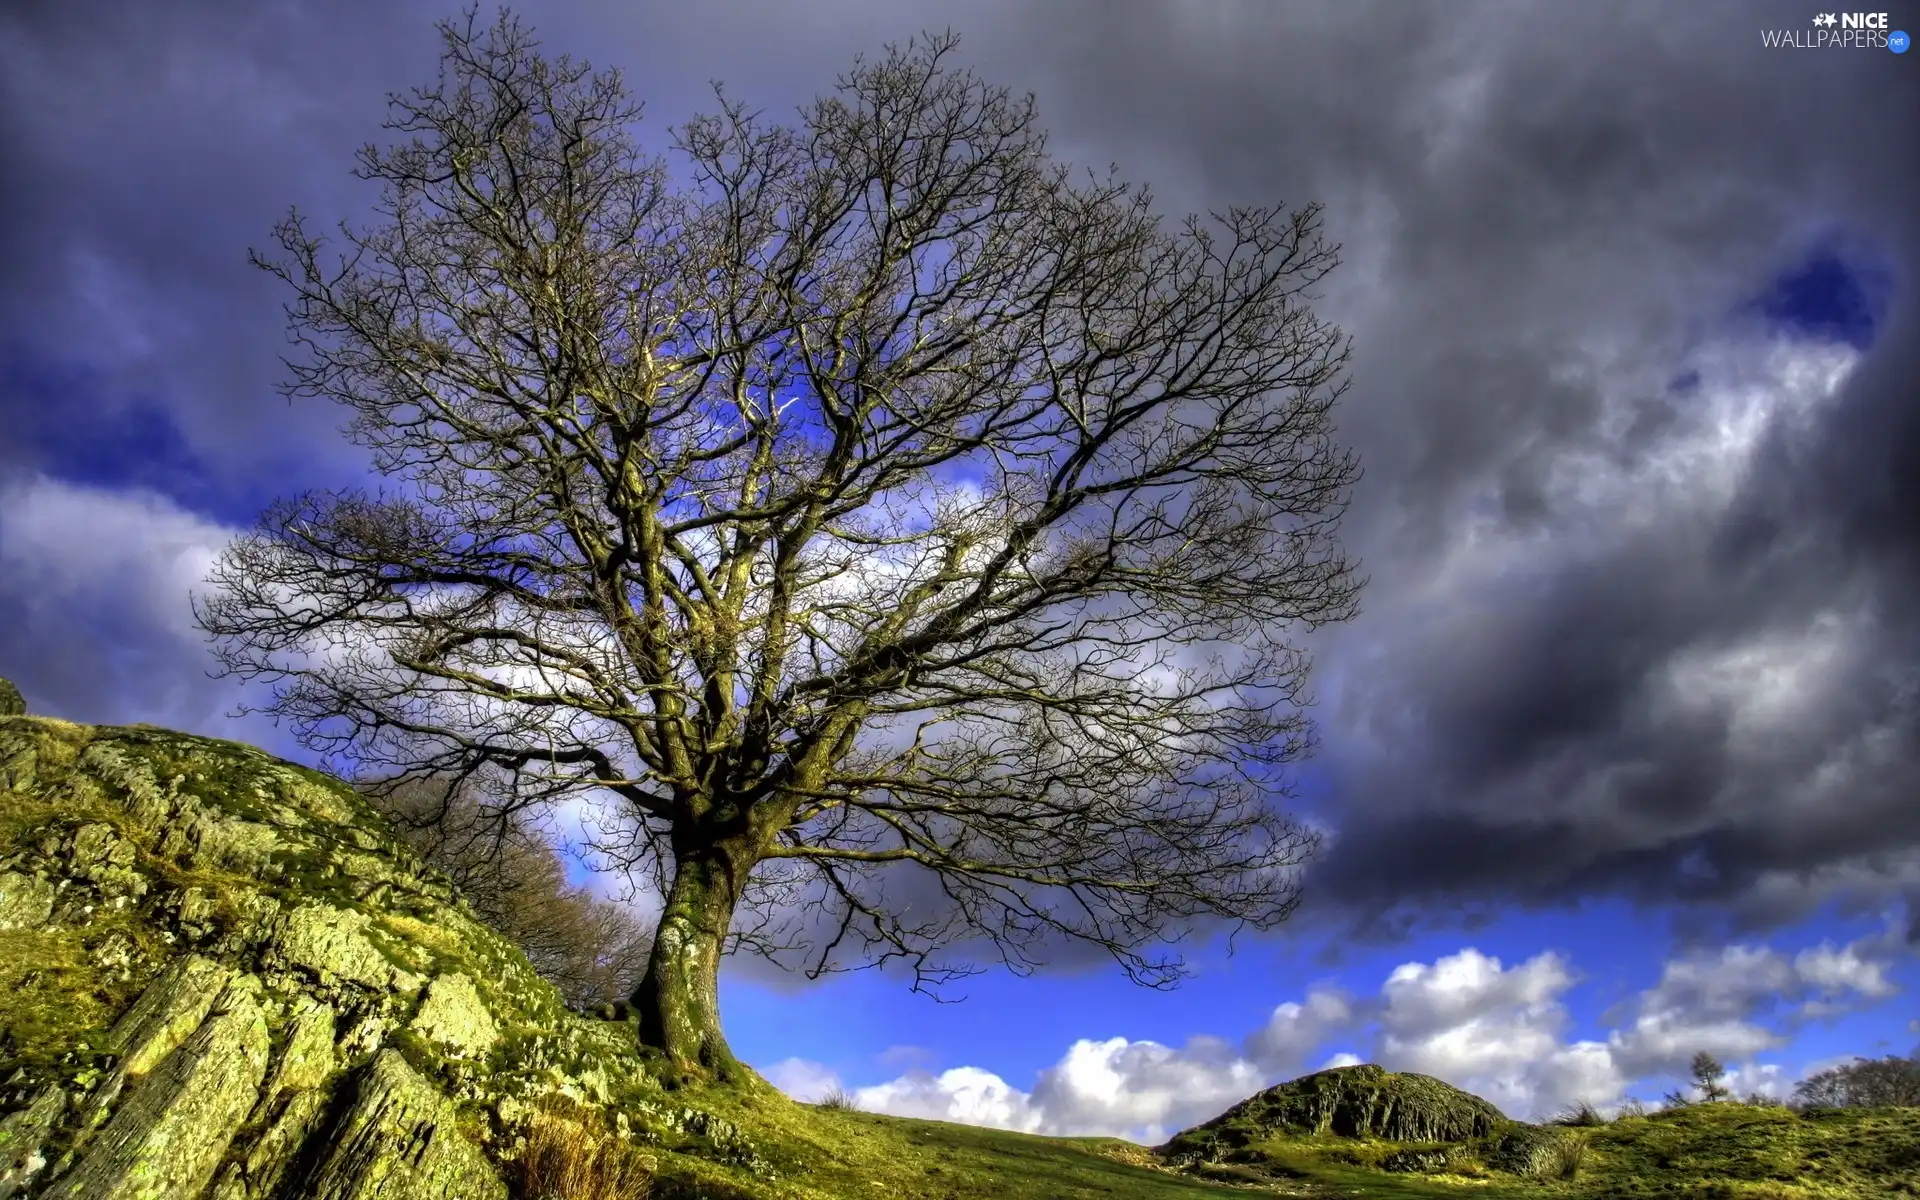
[816,1085,862,1112]
[1551,1099,1608,1127]
[1550,1132,1589,1180]
[513,1098,655,1200]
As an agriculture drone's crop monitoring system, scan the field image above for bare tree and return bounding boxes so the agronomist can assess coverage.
[196,9,1362,1082]
[369,774,653,1008]
[1793,1055,1920,1109]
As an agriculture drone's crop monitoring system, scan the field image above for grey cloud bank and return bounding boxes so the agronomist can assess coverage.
[1,0,1915,941]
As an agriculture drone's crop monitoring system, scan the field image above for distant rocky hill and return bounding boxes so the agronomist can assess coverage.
[0,682,771,1199]
[1157,1062,1583,1181]
[1153,1061,1920,1194]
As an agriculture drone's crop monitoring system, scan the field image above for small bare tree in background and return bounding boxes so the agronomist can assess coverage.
[197,9,1362,1082]
[1793,1054,1920,1109]
[371,775,653,1009]
[1689,1052,1731,1103]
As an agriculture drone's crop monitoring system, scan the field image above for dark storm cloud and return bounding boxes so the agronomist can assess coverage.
[1040,2,1920,936]
[924,0,1920,936]
[0,0,429,490]
[1,0,1914,941]
[0,0,429,736]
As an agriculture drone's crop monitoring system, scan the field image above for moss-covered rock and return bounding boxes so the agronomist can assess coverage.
[410,973,498,1060]
[301,1049,506,1200]
[0,870,54,932]
[0,678,24,718]
[1152,1062,1609,1190]
[0,714,773,1199]
[43,976,270,1200]
[1159,1063,1506,1165]
[1483,1122,1582,1178]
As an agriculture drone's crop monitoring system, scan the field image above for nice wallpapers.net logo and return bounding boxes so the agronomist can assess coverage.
[1761,11,1911,49]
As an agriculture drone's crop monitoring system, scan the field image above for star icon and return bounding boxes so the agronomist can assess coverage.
[1812,12,1837,26]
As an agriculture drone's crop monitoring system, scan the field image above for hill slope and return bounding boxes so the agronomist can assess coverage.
[0,695,1256,1200]
[1150,1062,1920,1198]
[1,687,1914,1199]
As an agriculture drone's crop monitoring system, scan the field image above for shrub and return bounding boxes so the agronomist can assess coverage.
[1550,1134,1588,1180]
[1550,1100,1608,1127]
[817,1085,862,1112]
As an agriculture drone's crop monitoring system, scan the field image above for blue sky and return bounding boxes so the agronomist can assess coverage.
[1,0,1916,1145]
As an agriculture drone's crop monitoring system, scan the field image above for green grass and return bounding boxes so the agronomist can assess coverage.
[667,1084,1256,1200]
[656,1085,1920,1200]
[1573,1102,1920,1197]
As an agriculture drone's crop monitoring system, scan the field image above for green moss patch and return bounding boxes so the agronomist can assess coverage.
[0,928,130,1076]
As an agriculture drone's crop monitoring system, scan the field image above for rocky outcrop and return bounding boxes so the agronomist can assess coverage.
[0,683,775,1199]
[1161,1063,1506,1165]
[1157,1063,1593,1185]
[1481,1123,1582,1178]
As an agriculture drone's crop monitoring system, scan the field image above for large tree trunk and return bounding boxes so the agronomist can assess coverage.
[631,836,749,1085]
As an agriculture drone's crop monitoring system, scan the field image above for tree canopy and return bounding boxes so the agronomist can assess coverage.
[197,8,1363,1079]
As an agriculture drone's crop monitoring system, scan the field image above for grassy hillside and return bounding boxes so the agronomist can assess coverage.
[648,1087,1250,1200]
[671,1086,1920,1200]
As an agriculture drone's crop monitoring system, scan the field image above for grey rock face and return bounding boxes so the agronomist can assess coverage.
[304,1050,507,1200]
[0,1085,66,1197]
[1484,1125,1580,1178]
[263,903,425,996]
[106,956,236,1078]
[410,973,498,1059]
[44,978,270,1200]
[0,871,54,932]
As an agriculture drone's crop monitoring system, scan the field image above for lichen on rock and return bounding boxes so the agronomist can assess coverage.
[0,702,774,1199]
[1484,1123,1581,1178]
[0,871,54,932]
[263,903,424,997]
[410,973,497,1059]
[105,955,236,1078]
[301,1049,507,1200]
[43,975,270,1200]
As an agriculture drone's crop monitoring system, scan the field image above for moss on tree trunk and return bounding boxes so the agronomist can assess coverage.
[632,839,747,1085]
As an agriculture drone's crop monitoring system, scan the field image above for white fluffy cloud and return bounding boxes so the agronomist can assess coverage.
[0,475,233,639]
[856,1066,1043,1133]
[763,920,1910,1139]
[767,1035,1266,1144]
[1372,948,1620,1118]
[1027,1036,1267,1144]
[1604,928,1906,1082]
[760,1056,844,1104]
[1245,986,1354,1075]
[0,475,274,735]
